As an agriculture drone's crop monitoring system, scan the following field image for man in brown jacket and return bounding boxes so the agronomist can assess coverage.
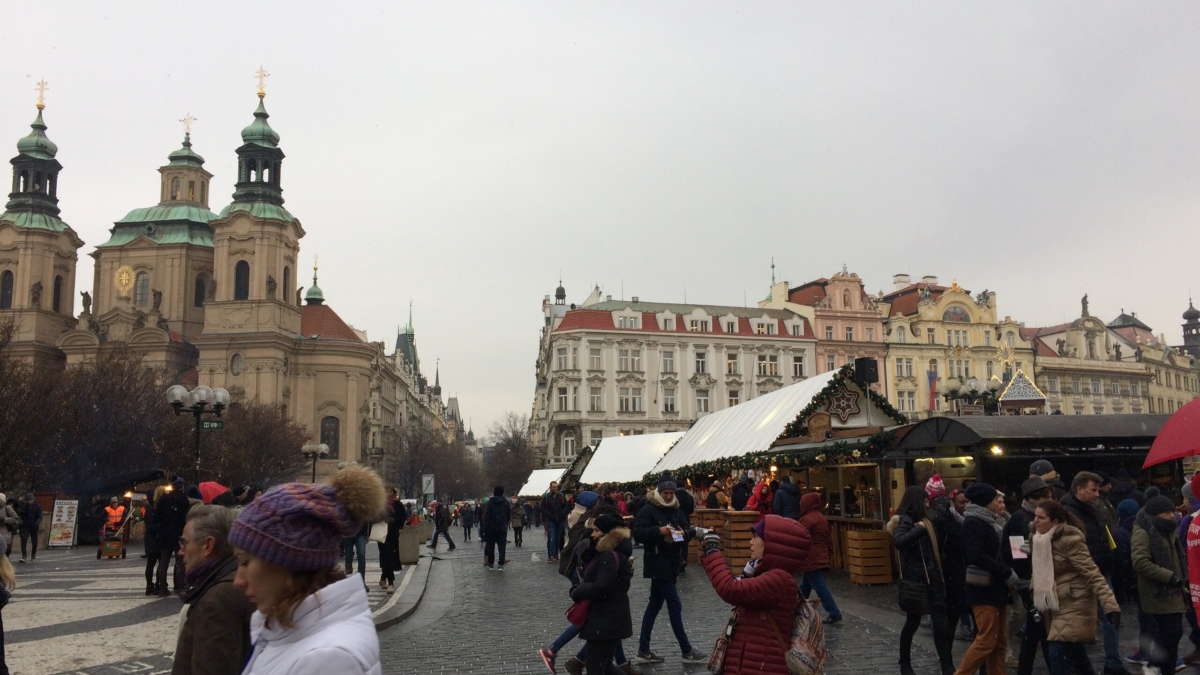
[172,505,254,675]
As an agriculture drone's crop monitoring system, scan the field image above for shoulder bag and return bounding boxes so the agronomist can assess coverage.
[565,551,619,627]
[707,609,738,674]
[897,543,932,615]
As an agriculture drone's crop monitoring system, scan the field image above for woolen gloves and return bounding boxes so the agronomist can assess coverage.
[702,531,722,555]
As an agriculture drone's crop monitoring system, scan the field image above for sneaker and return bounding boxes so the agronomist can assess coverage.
[680,649,706,664]
[635,651,664,664]
[18,558,25,563]
[497,565,504,571]
[487,564,496,571]
[1125,652,1147,666]
[823,615,843,624]
[538,647,557,674]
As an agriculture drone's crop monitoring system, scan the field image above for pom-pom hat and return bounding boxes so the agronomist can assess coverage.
[925,474,946,498]
[229,465,385,572]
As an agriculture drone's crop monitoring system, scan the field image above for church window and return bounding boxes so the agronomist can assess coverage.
[282,267,290,303]
[194,274,206,307]
[33,172,42,193]
[170,177,180,200]
[188,181,195,201]
[18,170,28,192]
[320,416,340,459]
[262,162,271,183]
[247,159,258,182]
[234,261,250,300]
[230,354,244,376]
[0,271,12,309]
[200,181,206,206]
[52,275,63,313]
[134,272,150,307]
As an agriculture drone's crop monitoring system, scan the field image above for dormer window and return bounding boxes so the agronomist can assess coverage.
[663,318,674,331]
[690,319,709,332]
[726,321,736,333]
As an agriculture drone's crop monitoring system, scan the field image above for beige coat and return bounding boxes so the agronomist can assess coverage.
[1034,524,1119,643]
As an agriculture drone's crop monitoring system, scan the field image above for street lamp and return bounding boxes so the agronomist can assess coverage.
[302,443,330,483]
[167,384,230,485]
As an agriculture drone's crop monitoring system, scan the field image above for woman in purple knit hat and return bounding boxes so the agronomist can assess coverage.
[231,465,386,675]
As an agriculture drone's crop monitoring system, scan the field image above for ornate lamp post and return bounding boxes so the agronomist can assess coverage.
[166,384,230,485]
[302,443,330,483]
[940,376,1002,414]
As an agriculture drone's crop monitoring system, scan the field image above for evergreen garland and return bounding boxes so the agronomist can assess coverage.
[775,365,906,441]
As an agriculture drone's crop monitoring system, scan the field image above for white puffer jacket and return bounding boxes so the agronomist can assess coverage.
[242,575,381,675]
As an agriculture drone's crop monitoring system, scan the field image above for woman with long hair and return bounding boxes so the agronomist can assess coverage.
[377,487,403,594]
[143,486,166,596]
[1030,499,1119,675]
[888,485,955,675]
[231,465,385,674]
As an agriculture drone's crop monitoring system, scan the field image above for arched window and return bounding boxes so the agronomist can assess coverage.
[320,416,341,459]
[234,261,250,300]
[194,274,206,307]
[0,271,12,309]
[18,170,28,192]
[262,162,271,183]
[33,172,42,193]
[247,159,258,182]
[199,180,207,206]
[188,181,195,201]
[170,177,180,200]
[134,272,150,307]
[562,430,576,457]
[52,275,63,313]
[282,267,290,303]
[1006,331,1015,347]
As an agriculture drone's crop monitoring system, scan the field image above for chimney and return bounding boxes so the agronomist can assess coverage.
[893,274,911,290]
[632,296,639,303]
[606,294,612,301]
[921,275,938,286]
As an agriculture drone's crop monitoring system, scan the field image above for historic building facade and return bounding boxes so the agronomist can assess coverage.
[530,283,817,468]
[0,99,84,363]
[3,85,454,481]
[1023,298,1197,415]
[879,275,1035,420]
[761,267,887,395]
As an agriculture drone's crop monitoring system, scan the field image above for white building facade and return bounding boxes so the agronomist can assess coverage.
[530,285,817,468]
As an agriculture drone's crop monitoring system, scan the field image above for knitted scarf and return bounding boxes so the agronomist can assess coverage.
[965,503,1006,534]
[1030,524,1060,613]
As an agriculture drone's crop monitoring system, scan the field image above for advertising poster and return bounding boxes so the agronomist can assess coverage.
[47,499,79,548]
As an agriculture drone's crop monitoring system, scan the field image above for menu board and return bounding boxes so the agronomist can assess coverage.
[47,499,79,548]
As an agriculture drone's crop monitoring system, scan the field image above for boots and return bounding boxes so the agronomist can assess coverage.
[900,664,916,675]
[563,656,584,675]
[157,582,172,598]
[145,582,156,596]
[617,661,642,675]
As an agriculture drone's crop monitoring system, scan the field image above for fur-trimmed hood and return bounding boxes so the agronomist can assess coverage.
[595,527,631,553]
[647,488,678,509]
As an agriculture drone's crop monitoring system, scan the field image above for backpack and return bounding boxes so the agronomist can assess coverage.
[764,598,828,675]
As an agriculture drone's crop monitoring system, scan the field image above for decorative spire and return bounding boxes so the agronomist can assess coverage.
[167,115,206,168]
[34,79,48,110]
[304,254,324,305]
[407,301,414,335]
[255,65,270,99]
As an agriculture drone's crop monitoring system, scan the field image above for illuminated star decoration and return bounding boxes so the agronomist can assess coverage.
[827,386,861,423]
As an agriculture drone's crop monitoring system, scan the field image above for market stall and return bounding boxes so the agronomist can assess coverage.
[580,432,685,487]
[516,468,567,498]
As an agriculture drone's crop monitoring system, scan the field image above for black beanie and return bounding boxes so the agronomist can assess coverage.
[493,486,504,497]
[1146,495,1175,516]
[965,482,998,507]
[594,513,625,534]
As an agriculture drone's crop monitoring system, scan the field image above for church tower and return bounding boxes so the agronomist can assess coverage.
[195,73,304,404]
[1180,300,1200,359]
[0,88,84,362]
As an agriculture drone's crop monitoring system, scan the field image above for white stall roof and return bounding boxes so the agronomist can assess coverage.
[580,432,686,485]
[653,370,840,473]
[516,468,567,497]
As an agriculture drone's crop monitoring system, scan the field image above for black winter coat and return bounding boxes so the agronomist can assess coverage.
[633,490,690,582]
[676,489,695,518]
[926,497,966,611]
[543,492,570,523]
[435,504,451,531]
[481,496,511,540]
[731,481,752,512]
[890,515,947,609]
[143,506,162,557]
[17,500,42,533]
[961,513,1012,607]
[1003,504,1036,581]
[1061,493,1114,575]
[571,529,634,641]
[772,482,802,520]
[156,491,191,552]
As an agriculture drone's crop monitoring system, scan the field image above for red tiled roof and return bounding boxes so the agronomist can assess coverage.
[1110,325,1160,347]
[301,304,363,342]
[1021,326,1067,357]
[788,279,829,306]
[554,310,614,331]
[883,284,950,317]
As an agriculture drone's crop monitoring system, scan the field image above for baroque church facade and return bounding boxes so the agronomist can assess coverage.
[0,86,456,482]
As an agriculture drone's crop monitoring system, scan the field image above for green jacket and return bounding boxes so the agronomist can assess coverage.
[1131,523,1187,614]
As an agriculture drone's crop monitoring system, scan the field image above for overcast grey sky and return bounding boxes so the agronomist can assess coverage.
[4,3,1200,435]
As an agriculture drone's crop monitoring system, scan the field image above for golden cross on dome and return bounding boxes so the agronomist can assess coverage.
[180,113,196,134]
[34,79,49,110]
[255,65,270,97]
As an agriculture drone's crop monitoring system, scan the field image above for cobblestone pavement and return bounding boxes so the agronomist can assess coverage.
[380,539,1175,675]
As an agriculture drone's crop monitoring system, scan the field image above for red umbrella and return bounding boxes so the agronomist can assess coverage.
[1142,397,1200,468]
[198,481,229,504]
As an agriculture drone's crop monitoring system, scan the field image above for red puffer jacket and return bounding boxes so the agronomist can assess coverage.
[743,482,773,523]
[703,514,812,675]
[797,492,831,572]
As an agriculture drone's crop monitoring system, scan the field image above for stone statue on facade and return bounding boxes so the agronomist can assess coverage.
[918,285,932,303]
[1056,338,1067,356]
[1135,344,1144,362]
[152,289,162,311]
[266,275,277,300]
[80,290,92,315]
[1081,294,1089,317]
[133,312,146,330]
[297,287,304,306]
[205,276,217,301]
[157,314,170,331]
[1113,343,1122,361]
[29,281,42,307]
[975,290,990,306]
